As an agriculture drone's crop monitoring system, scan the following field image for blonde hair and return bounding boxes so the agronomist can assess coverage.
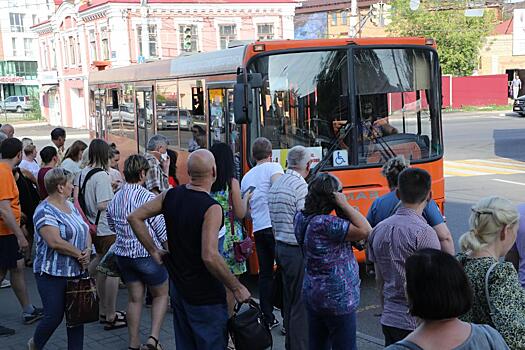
[381,155,410,189]
[459,196,519,253]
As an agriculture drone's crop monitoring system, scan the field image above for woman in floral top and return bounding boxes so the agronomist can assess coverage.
[210,143,251,314]
[458,196,525,350]
[294,173,371,350]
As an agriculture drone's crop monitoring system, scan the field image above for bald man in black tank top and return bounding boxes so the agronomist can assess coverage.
[128,149,250,350]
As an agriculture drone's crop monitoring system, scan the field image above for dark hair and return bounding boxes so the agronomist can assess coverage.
[0,138,23,159]
[88,139,110,169]
[64,140,88,162]
[381,156,410,189]
[251,137,272,161]
[40,146,58,164]
[110,147,120,159]
[167,149,178,179]
[210,142,234,192]
[397,168,431,204]
[50,127,66,141]
[192,125,205,136]
[123,154,150,183]
[406,248,472,320]
[302,173,341,216]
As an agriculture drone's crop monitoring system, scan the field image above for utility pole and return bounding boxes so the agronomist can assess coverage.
[349,0,358,37]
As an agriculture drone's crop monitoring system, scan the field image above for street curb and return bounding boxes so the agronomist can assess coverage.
[10,122,49,128]
[357,331,384,346]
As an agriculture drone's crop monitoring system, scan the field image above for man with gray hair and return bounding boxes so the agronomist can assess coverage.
[268,145,311,350]
[144,134,170,195]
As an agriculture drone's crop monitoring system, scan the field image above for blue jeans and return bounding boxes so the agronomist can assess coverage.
[170,281,228,350]
[33,273,84,350]
[307,309,357,350]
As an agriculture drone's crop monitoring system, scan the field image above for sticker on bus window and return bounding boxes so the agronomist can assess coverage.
[272,147,322,169]
[332,150,348,167]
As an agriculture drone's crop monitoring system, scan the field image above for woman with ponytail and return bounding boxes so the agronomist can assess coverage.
[458,196,525,349]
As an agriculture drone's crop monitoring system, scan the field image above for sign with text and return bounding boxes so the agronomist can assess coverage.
[272,147,322,169]
[0,76,24,84]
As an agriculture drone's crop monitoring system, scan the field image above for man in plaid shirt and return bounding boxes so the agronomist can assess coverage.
[144,135,170,195]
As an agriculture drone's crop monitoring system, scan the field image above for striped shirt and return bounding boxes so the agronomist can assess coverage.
[368,207,440,331]
[268,169,308,245]
[33,200,89,277]
[107,183,167,258]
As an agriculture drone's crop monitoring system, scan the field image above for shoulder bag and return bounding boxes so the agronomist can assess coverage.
[231,187,254,263]
[76,168,104,236]
[228,299,272,350]
[484,262,502,328]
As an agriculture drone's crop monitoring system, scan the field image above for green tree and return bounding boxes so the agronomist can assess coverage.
[387,0,496,76]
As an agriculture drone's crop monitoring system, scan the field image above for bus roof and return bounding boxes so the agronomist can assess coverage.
[89,37,432,85]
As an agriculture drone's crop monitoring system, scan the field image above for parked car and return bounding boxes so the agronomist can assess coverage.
[0,95,31,113]
[513,96,525,116]
[157,108,193,130]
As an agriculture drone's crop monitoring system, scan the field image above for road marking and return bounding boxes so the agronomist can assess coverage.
[445,158,525,177]
[492,179,525,186]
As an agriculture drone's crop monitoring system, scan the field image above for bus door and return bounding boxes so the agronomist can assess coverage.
[208,87,242,178]
[135,84,155,153]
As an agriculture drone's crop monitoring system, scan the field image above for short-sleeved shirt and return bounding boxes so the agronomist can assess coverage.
[386,323,509,350]
[0,162,21,236]
[368,207,440,331]
[144,153,169,193]
[60,158,82,175]
[241,161,284,232]
[367,191,444,228]
[515,204,525,288]
[33,200,89,277]
[107,183,167,258]
[75,167,114,236]
[37,166,53,199]
[268,169,308,245]
[294,212,359,315]
[19,159,39,179]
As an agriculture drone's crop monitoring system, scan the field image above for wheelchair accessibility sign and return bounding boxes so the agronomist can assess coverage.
[332,150,348,167]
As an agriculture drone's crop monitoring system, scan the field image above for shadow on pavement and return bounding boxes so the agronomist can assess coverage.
[493,128,525,162]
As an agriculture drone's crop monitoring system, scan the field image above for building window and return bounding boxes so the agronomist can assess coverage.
[179,25,198,52]
[51,39,56,69]
[341,11,348,25]
[10,13,24,32]
[12,38,18,56]
[257,24,274,40]
[69,36,76,65]
[331,13,338,26]
[14,61,37,80]
[88,29,97,61]
[137,24,159,57]
[101,26,109,60]
[219,24,236,50]
[24,38,32,57]
[42,44,48,70]
[63,38,69,66]
[32,14,37,26]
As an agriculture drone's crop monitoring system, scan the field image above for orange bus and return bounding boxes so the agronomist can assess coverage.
[89,37,444,272]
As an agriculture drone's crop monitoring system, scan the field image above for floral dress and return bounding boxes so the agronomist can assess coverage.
[458,253,525,350]
[211,187,246,275]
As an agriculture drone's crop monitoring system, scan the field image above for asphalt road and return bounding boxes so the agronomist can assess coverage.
[7,111,525,348]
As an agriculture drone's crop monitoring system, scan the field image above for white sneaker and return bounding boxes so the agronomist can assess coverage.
[27,337,36,350]
[0,280,11,289]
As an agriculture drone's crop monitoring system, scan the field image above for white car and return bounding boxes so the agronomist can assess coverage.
[0,95,31,113]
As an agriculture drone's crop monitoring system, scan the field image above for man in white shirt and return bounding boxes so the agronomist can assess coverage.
[19,140,39,182]
[49,128,66,163]
[241,137,283,328]
[512,75,522,100]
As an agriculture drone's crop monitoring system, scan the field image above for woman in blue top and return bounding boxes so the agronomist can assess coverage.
[294,173,371,350]
[29,168,91,350]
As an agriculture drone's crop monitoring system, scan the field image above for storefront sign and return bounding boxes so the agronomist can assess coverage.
[0,76,24,84]
[38,71,58,85]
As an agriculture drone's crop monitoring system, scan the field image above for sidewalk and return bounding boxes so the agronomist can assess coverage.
[0,269,383,349]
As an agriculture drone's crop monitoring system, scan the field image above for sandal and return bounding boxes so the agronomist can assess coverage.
[140,336,162,350]
[103,312,127,331]
[100,310,126,324]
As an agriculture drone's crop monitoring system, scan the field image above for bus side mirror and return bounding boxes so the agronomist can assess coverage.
[234,83,253,124]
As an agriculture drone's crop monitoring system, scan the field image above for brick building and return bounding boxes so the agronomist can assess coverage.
[32,0,298,128]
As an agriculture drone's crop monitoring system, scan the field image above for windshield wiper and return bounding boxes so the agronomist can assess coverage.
[306,121,354,182]
[362,120,397,161]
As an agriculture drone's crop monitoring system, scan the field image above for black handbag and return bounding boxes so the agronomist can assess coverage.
[65,276,99,328]
[228,299,273,350]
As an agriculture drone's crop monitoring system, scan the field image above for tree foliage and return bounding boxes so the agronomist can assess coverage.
[387,0,497,76]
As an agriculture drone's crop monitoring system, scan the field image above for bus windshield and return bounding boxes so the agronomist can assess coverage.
[248,47,442,168]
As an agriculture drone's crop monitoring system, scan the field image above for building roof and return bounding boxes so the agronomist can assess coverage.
[79,0,296,12]
[493,18,513,35]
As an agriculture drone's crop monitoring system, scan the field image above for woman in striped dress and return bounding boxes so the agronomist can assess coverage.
[107,155,168,350]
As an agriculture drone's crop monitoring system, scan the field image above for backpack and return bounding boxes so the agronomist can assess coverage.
[75,168,104,236]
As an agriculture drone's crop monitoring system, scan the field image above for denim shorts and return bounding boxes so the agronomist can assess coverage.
[116,255,168,287]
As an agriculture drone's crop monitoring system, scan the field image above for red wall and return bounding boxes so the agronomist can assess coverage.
[443,74,508,109]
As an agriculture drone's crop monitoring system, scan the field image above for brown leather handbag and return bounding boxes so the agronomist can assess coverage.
[65,275,99,328]
[229,189,254,262]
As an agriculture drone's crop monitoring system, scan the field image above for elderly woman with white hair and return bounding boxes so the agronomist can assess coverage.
[458,196,525,350]
[29,168,91,349]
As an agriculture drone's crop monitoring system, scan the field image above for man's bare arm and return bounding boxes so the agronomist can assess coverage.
[433,223,455,255]
[0,200,27,251]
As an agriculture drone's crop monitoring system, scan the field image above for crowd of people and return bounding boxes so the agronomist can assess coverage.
[0,123,524,350]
